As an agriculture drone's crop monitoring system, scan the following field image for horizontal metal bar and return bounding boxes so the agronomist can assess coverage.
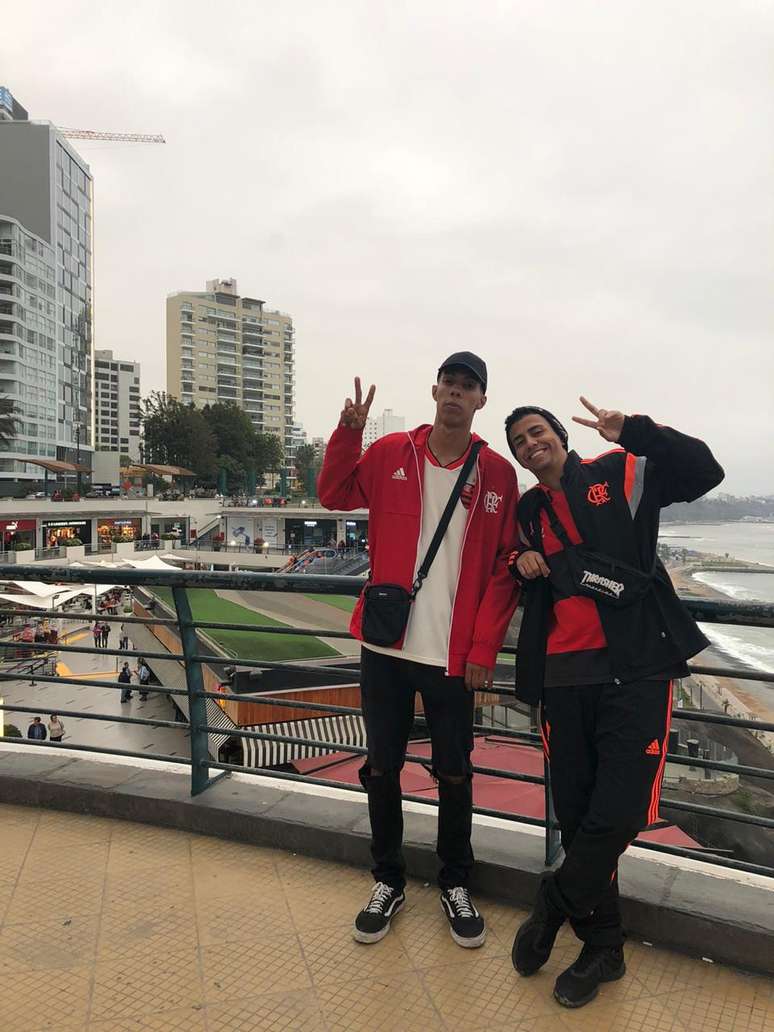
[0,609,178,626]
[206,759,549,827]
[0,564,367,595]
[671,709,774,733]
[203,724,546,785]
[0,736,191,767]
[0,671,189,698]
[688,664,774,686]
[0,640,187,663]
[0,701,189,732]
[631,837,773,878]
[665,754,774,780]
[192,620,353,640]
[662,796,774,829]
[191,654,361,677]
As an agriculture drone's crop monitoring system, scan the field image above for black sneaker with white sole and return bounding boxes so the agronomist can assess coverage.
[440,887,486,948]
[353,882,405,943]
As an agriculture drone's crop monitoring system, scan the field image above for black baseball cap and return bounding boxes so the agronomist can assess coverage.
[437,351,487,392]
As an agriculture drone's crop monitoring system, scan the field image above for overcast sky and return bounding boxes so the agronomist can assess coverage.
[4,1,773,493]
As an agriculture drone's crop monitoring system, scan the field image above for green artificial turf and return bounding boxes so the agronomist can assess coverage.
[149,588,337,661]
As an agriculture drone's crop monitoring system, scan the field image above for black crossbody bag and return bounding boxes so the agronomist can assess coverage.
[361,441,483,647]
[539,493,656,609]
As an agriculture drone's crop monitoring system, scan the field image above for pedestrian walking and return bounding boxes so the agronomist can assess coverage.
[118,661,133,703]
[119,623,129,651]
[136,658,151,700]
[92,622,101,650]
[505,398,724,1009]
[100,621,110,648]
[48,715,65,742]
[318,358,519,949]
[27,717,47,740]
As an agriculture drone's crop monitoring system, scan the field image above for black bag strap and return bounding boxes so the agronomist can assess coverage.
[537,491,575,550]
[412,440,484,597]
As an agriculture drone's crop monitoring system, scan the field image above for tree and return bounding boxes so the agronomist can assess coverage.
[0,397,19,451]
[141,392,217,480]
[293,443,319,494]
[202,403,284,490]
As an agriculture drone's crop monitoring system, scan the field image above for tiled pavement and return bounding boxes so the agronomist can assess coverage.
[0,805,771,1031]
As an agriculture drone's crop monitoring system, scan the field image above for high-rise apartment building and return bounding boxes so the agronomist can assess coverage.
[0,87,93,483]
[94,350,141,460]
[166,278,295,467]
[362,408,405,449]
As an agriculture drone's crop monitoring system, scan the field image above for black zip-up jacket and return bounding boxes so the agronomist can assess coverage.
[513,415,725,704]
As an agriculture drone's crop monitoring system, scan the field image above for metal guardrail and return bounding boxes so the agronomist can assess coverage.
[0,562,771,879]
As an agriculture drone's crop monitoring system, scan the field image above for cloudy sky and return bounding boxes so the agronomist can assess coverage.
[5,1,772,493]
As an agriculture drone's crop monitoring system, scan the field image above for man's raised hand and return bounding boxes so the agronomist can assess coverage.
[340,376,376,430]
[571,396,625,443]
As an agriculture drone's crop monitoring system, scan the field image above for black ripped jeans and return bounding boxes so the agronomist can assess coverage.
[359,646,475,891]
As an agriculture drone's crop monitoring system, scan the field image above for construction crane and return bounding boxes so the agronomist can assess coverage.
[59,128,165,144]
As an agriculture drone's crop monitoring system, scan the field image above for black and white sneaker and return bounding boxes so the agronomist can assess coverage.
[353,882,405,943]
[440,887,486,948]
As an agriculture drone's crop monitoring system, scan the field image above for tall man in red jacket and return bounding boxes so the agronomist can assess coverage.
[318,353,519,948]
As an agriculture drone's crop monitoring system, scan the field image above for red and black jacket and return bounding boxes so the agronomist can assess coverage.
[318,423,520,675]
[513,415,725,703]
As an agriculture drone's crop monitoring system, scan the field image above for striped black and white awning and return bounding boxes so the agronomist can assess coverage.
[240,714,366,769]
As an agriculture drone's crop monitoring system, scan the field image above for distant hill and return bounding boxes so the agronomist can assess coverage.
[663,494,774,523]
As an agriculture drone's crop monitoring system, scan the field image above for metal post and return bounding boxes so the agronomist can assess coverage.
[172,586,210,795]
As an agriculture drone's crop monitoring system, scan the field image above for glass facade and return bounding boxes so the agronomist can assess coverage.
[0,218,58,473]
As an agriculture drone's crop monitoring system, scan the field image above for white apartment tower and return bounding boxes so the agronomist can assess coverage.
[94,350,141,461]
[362,408,406,449]
[166,278,295,468]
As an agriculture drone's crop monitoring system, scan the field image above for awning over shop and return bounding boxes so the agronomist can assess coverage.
[240,714,367,769]
[123,463,195,478]
[24,459,90,474]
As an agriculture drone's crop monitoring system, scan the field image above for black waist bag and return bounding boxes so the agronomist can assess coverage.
[541,495,655,610]
[361,441,483,647]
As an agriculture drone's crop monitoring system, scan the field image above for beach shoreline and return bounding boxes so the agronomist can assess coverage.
[667,555,774,746]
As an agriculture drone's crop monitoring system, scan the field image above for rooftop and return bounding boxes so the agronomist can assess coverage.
[1,802,770,1032]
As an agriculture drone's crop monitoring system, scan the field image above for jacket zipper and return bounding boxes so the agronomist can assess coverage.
[446,451,482,674]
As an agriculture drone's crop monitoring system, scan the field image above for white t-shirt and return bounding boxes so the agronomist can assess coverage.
[364,445,477,668]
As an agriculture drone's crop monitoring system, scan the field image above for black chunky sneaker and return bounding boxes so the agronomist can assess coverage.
[554,944,625,1008]
[440,887,487,948]
[353,882,405,944]
[512,878,566,976]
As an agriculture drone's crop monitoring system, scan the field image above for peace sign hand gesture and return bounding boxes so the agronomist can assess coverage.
[340,377,376,430]
[572,396,626,442]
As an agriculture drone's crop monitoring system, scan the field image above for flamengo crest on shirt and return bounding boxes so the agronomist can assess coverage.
[391,467,407,480]
[587,481,611,505]
[483,491,502,514]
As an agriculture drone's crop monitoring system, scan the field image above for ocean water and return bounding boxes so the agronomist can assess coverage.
[659,523,774,699]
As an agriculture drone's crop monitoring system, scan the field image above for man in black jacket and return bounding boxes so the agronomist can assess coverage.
[504,397,724,1009]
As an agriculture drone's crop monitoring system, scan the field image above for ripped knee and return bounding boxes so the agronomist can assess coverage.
[435,769,472,785]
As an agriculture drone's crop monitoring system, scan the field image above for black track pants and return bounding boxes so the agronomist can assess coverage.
[541,679,673,946]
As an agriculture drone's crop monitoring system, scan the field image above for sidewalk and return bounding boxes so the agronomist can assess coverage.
[1,620,191,759]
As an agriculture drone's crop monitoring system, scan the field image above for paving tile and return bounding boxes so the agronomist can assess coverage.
[195,890,295,946]
[0,963,92,1031]
[395,902,509,968]
[300,918,415,985]
[200,934,312,1002]
[88,1005,207,1031]
[318,970,444,1031]
[4,872,105,925]
[90,945,203,1022]
[421,954,557,1030]
[97,897,198,958]
[0,913,99,971]
[205,989,326,1031]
